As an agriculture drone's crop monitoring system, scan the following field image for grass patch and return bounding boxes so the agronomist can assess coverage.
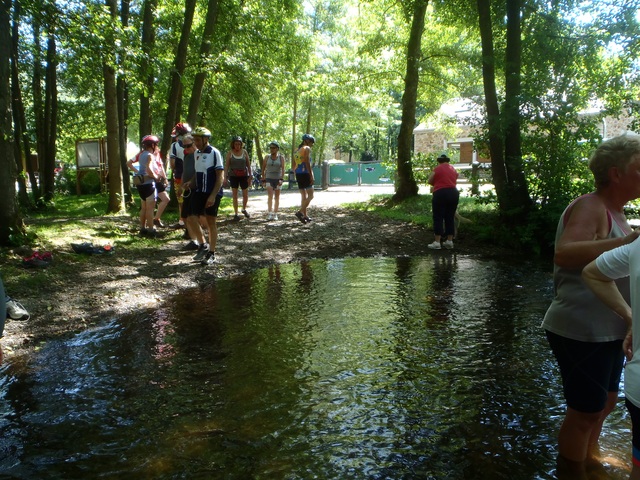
[349,193,499,231]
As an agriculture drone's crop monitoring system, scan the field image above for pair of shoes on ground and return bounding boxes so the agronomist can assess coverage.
[139,228,157,238]
[266,212,279,221]
[295,211,312,223]
[428,240,454,250]
[192,244,215,265]
[22,251,53,268]
[153,218,165,228]
[6,297,29,321]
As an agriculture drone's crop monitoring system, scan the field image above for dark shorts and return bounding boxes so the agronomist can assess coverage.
[296,173,312,190]
[546,330,624,413]
[181,189,193,217]
[229,176,249,190]
[266,178,282,190]
[191,192,222,217]
[155,181,167,194]
[137,183,155,201]
[626,399,640,468]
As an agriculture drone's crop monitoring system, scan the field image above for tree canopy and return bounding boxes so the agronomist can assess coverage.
[1,0,639,246]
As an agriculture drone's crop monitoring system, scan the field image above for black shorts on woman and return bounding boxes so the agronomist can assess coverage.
[136,183,155,201]
[296,172,312,190]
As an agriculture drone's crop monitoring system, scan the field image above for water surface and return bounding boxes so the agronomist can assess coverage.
[0,255,632,478]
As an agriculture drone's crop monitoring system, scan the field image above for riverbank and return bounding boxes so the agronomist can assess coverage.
[0,187,497,362]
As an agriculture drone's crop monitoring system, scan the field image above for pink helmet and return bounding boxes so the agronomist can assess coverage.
[141,135,160,146]
[172,122,191,137]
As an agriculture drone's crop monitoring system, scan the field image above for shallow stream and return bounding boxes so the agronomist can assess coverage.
[0,255,632,478]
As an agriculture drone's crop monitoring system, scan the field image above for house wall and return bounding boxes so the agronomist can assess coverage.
[414,114,636,160]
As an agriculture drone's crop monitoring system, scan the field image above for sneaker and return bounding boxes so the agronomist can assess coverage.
[443,240,454,249]
[193,244,209,262]
[147,228,158,238]
[266,212,273,220]
[153,218,164,228]
[272,214,278,221]
[303,216,312,223]
[169,222,184,230]
[233,214,241,221]
[6,297,29,321]
[427,241,442,250]
[181,241,199,251]
[241,209,250,219]
[201,251,216,265]
[295,211,305,223]
[139,228,148,237]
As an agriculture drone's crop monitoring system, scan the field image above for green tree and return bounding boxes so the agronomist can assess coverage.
[0,0,24,245]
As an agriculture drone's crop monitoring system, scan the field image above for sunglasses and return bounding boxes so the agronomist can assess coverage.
[182,143,194,148]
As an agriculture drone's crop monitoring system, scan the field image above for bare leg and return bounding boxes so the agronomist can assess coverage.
[300,188,314,217]
[242,187,249,210]
[206,215,217,252]
[267,186,274,213]
[274,188,280,214]
[143,199,155,229]
[232,188,239,215]
[188,216,206,245]
[155,192,170,220]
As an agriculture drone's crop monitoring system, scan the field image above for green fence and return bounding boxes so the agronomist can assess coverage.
[327,162,394,186]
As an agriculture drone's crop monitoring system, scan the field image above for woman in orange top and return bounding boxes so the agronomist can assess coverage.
[427,154,459,250]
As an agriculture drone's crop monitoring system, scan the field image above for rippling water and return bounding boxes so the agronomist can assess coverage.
[0,255,632,478]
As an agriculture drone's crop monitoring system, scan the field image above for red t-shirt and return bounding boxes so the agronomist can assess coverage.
[432,163,458,191]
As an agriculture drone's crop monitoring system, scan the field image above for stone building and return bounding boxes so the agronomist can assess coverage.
[413,100,637,164]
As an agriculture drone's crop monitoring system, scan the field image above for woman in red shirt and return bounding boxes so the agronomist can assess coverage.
[427,154,459,250]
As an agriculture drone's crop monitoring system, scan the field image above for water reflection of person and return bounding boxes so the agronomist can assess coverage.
[583,238,640,480]
[542,135,640,476]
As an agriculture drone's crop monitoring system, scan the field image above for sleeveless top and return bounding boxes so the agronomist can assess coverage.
[228,152,247,176]
[541,194,631,342]
[264,154,283,179]
[137,151,154,185]
[293,147,311,174]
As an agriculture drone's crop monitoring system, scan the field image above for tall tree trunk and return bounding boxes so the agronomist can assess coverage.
[10,0,31,207]
[393,0,427,201]
[160,0,196,159]
[138,0,156,140]
[503,0,530,217]
[119,0,132,205]
[477,0,505,206]
[478,0,531,221]
[291,86,298,168]
[0,0,24,244]
[32,17,45,203]
[104,0,124,213]
[42,30,57,202]
[186,0,219,126]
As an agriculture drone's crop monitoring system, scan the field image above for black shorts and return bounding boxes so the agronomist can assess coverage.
[191,192,222,217]
[546,330,624,413]
[155,181,167,194]
[266,178,282,190]
[181,189,193,217]
[296,172,313,190]
[229,176,249,190]
[625,398,640,467]
[137,183,155,201]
